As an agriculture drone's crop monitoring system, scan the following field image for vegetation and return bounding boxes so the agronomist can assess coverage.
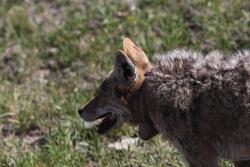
[0,0,249,166]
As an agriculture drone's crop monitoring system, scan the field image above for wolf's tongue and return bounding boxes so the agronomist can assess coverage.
[97,114,117,134]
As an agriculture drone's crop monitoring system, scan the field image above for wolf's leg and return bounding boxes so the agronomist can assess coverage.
[184,155,218,167]
[181,146,218,167]
[233,160,250,167]
[184,154,218,167]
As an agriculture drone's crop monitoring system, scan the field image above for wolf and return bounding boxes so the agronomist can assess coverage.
[78,38,250,167]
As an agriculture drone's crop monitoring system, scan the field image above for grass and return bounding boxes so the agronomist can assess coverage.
[0,0,249,166]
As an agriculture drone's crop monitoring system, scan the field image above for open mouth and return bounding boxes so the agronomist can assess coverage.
[96,113,117,134]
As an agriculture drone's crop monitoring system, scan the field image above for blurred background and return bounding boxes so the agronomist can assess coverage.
[0,0,249,166]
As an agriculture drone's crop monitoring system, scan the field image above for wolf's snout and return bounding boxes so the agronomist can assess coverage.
[78,108,83,116]
[78,107,92,121]
[78,105,98,122]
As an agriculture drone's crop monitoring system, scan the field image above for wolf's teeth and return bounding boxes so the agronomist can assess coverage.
[94,118,103,125]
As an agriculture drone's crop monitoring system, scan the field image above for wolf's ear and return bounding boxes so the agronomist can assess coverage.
[123,38,152,71]
[115,51,136,82]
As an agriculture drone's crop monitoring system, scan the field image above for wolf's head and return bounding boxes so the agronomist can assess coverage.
[78,38,158,140]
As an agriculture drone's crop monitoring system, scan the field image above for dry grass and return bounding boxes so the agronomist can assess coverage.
[0,0,249,166]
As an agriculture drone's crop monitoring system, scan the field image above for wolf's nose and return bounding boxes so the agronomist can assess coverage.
[78,109,83,116]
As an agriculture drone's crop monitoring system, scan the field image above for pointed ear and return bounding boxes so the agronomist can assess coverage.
[123,38,152,71]
[115,51,136,82]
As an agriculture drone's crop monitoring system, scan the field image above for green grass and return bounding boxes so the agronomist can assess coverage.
[0,0,249,166]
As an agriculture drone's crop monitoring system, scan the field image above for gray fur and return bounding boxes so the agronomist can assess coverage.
[79,49,250,167]
[129,49,250,166]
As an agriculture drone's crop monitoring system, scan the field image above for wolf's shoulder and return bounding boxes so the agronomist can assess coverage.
[152,49,250,73]
[144,49,250,86]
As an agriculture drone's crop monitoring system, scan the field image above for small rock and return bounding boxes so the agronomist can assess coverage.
[108,137,142,150]
[22,135,45,145]
[125,0,138,11]
[31,69,50,84]
[84,121,95,129]
[48,47,58,55]
[75,141,89,154]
